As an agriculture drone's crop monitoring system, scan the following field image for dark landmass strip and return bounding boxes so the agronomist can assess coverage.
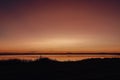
[0,52,120,56]
[0,58,120,80]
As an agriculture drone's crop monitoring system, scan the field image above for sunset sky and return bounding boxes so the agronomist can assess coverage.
[0,0,120,53]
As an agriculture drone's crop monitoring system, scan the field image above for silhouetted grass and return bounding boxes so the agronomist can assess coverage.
[0,58,120,80]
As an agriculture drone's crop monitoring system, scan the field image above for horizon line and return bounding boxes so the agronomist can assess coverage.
[0,52,120,56]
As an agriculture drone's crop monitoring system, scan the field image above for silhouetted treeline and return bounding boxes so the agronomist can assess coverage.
[0,58,120,80]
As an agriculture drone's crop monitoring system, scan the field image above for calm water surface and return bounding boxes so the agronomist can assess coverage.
[0,55,120,61]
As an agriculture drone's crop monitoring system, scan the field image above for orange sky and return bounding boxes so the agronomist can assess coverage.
[0,0,120,53]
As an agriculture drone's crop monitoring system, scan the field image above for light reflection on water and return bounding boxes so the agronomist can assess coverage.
[0,55,120,61]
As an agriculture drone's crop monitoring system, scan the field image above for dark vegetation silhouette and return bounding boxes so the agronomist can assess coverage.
[0,58,120,80]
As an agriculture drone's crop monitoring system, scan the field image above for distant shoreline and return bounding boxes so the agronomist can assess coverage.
[0,53,120,56]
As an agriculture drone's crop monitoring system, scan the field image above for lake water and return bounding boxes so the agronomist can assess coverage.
[0,54,120,61]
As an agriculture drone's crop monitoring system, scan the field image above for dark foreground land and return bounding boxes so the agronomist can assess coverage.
[0,58,120,80]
